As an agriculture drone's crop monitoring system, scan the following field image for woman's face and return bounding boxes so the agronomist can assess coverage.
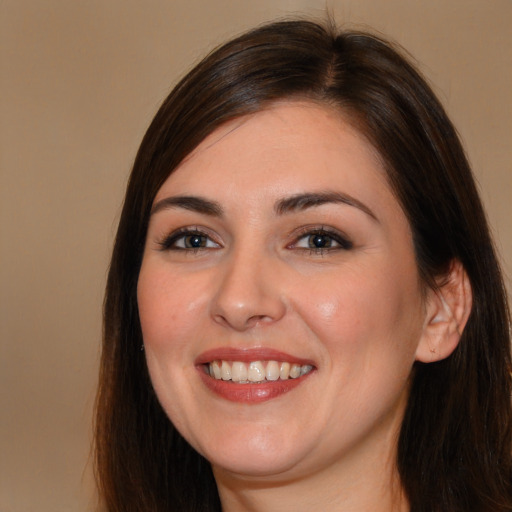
[137,102,428,481]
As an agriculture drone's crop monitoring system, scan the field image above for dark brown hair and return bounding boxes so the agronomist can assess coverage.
[95,19,512,511]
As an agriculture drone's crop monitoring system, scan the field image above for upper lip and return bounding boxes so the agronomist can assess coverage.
[195,347,316,367]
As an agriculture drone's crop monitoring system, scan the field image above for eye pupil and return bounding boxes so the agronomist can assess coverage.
[309,234,331,248]
[186,235,205,248]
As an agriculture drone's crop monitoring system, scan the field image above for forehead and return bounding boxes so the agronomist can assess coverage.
[154,101,396,217]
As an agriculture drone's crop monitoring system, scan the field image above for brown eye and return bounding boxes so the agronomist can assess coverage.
[184,234,207,248]
[159,229,220,251]
[308,233,333,248]
[293,228,353,253]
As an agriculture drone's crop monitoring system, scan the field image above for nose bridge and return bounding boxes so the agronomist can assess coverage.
[211,238,286,331]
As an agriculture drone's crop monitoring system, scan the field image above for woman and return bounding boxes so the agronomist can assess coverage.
[95,19,512,511]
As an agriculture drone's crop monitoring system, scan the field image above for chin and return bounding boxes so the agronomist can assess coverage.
[210,454,300,479]
[200,429,309,478]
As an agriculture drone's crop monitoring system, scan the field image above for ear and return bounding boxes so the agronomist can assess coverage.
[415,260,472,363]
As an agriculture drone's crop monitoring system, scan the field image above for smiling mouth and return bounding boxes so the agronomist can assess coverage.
[205,360,314,383]
[196,349,316,402]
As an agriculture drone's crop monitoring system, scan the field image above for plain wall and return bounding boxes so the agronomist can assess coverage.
[1,1,510,510]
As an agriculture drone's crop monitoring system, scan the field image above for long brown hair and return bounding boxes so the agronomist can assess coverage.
[95,19,512,511]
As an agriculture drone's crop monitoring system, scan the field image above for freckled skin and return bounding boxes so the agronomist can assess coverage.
[137,102,428,510]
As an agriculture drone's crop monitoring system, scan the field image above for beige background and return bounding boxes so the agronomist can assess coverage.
[1,1,510,510]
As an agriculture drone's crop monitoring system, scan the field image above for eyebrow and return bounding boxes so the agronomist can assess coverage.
[150,191,378,222]
[275,191,378,221]
[151,196,223,217]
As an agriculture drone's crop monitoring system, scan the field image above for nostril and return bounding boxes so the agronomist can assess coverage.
[209,268,287,330]
[246,314,272,326]
[212,311,276,331]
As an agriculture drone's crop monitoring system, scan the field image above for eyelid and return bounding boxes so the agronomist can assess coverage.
[288,225,353,251]
[155,224,352,253]
[157,226,222,251]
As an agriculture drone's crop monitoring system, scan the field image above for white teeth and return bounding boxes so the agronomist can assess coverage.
[207,360,313,383]
[231,362,248,382]
[248,361,265,382]
[211,360,221,379]
[265,360,280,381]
[279,362,290,380]
[289,364,301,379]
[221,360,231,380]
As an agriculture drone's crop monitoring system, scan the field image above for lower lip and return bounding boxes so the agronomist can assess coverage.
[197,367,313,403]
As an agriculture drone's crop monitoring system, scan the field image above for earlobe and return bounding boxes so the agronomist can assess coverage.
[415,260,473,363]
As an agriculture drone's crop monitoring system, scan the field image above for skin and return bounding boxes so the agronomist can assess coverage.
[137,101,451,511]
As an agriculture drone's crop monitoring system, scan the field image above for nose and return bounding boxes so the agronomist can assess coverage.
[210,247,287,331]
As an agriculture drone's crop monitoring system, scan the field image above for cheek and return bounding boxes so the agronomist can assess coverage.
[137,262,207,354]
[293,260,423,363]
[137,262,207,434]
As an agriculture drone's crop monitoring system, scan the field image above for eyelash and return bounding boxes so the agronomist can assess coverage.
[290,226,353,254]
[157,227,220,252]
[157,226,353,254]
